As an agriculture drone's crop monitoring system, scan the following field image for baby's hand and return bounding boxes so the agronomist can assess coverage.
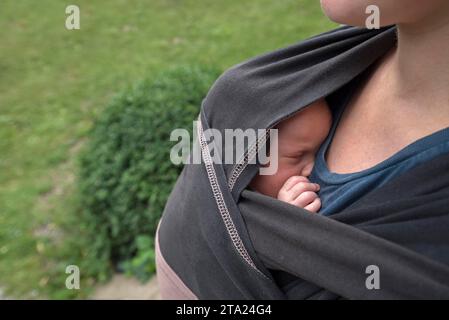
[277,176,321,213]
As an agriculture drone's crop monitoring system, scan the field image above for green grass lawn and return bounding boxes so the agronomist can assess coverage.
[0,0,335,298]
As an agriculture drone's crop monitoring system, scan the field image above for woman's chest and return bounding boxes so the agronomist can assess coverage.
[325,94,441,174]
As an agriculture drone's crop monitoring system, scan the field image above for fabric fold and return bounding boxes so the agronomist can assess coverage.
[156,25,449,300]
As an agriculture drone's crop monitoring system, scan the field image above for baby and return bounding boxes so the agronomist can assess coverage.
[250,99,332,212]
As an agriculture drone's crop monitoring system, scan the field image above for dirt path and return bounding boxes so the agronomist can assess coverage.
[92,274,160,300]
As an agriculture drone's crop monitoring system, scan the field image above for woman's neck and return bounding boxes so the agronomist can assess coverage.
[390,13,449,104]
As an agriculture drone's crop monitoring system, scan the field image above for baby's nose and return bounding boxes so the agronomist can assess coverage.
[301,162,314,177]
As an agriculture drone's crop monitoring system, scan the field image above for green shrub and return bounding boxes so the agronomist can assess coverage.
[121,235,156,282]
[77,65,221,280]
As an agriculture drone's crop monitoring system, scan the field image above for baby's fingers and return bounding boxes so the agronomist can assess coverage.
[285,181,319,200]
[281,176,310,191]
[292,191,318,208]
[304,197,321,213]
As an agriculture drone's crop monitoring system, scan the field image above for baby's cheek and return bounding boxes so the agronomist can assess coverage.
[250,174,285,199]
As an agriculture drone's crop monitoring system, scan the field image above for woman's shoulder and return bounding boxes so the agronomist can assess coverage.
[206,26,360,93]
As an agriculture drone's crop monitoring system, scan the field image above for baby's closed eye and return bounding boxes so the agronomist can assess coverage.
[280,150,304,162]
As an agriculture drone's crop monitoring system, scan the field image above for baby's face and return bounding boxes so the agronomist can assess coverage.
[275,100,332,179]
[250,100,332,199]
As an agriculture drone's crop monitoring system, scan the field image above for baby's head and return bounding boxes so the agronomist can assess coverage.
[276,99,332,177]
[251,99,332,198]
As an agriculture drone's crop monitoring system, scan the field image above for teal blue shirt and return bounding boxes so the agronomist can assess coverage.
[310,90,449,216]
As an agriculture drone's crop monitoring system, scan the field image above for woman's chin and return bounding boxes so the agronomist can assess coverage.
[319,0,368,26]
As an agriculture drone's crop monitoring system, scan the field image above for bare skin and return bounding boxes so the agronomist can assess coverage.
[250,100,332,212]
[321,0,449,174]
[254,2,449,211]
